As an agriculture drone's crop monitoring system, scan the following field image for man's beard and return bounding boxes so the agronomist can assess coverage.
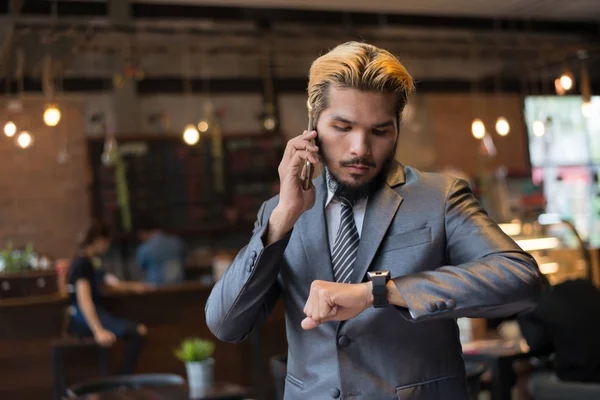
[317,140,395,205]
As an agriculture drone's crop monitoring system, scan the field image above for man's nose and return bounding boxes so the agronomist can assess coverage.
[349,131,371,158]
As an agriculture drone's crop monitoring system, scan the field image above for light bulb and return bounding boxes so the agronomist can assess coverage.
[17,131,32,149]
[263,115,277,131]
[43,104,61,127]
[495,117,510,136]
[183,124,199,145]
[581,101,592,118]
[559,75,573,91]
[471,119,485,139]
[197,120,209,133]
[4,121,17,137]
[533,120,545,137]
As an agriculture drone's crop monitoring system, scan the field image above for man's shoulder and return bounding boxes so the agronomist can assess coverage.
[401,165,467,195]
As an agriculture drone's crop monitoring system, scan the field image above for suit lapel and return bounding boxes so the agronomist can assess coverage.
[298,174,335,282]
[349,162,405,283]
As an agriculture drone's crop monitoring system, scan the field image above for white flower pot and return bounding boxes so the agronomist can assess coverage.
[186,358,214,395]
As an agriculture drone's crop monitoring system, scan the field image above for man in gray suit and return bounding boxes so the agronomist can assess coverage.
[206,41,540,400]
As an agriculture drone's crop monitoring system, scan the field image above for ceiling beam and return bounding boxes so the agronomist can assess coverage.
[1,76,597,95]
[0,1,597,37]
[131,3,600,37]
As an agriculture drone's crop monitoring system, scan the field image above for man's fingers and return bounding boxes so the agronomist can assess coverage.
[284,131,318,158]
[292,142,319,153]
[292,150,320,167]
[301,317,320,330]
[302,130,317,139]
[328,305,338,318]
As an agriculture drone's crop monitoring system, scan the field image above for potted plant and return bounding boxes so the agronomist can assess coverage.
[175,337,216,393]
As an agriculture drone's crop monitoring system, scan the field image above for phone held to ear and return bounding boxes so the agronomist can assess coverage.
[301,101,315,191]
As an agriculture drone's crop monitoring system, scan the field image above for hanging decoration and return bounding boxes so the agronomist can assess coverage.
[258,27,279,133]
[42,55,61,127]
[580,60,592,118]
[101,134,132,232]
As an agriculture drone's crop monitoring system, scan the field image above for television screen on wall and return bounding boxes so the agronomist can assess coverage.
[524,95,600,167]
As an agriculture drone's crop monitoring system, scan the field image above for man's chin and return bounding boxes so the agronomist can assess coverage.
[339,172,376,186]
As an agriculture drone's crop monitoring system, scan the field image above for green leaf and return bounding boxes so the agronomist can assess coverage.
[174,337,215,362]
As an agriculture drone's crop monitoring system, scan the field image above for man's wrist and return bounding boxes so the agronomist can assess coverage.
[362,280,407,308]
[363,281,374,307]
[267,206,297,244]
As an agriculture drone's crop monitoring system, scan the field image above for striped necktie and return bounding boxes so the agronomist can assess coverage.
[332,198,359,283]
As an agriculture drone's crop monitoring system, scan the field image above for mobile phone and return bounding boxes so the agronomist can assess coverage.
[301,101,315,191]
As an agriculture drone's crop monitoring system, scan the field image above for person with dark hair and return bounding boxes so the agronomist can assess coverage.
[135,217,186,286]
[67,222,150,374]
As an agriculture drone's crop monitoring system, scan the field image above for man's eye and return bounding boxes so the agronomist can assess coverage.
[334,126,351,132]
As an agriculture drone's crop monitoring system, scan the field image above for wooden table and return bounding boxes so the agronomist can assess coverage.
[71,383,253,400]
[462,338,532,400]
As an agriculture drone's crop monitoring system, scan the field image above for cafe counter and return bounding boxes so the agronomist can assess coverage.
[0,282,287,400]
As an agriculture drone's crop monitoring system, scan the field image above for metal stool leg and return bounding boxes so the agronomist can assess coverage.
[99,347,110,376]
[52,346,66,400]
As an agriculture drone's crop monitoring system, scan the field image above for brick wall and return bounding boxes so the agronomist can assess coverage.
[0,97,91,259]
[427,93,530,178]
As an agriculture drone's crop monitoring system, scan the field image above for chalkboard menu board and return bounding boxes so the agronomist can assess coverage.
[88,134,284,235]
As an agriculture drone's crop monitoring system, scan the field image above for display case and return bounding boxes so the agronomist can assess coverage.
[499,214,593,285]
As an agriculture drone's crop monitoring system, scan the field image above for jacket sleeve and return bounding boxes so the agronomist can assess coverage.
[205,201,290,343]
[393,179,542,322]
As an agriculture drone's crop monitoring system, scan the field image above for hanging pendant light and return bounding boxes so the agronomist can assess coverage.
[43,104,61,126]
[17,131,33,149]
[471,119,485,139]
[533,120,545,137]
[183,124,199,145]
[4,121,17,137]
[495,117,510,136]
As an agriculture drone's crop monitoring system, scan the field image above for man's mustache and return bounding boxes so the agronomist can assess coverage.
[339,157,376,168]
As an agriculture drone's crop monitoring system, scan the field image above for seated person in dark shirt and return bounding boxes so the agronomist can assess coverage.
[67,222,152,374]
[518,276,600,383]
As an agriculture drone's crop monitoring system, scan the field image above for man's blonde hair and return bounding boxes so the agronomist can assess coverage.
[308,41,415,129]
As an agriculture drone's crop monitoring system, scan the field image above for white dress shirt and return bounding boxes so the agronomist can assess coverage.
[324,188,368,255]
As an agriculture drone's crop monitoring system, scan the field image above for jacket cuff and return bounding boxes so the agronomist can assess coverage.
[243,222,292,274]
[392,275,455,322]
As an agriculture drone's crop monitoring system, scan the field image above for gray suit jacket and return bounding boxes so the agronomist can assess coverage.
[206,162,540,400]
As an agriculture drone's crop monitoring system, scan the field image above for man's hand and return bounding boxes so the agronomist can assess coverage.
[267,130,320,245]
[301,280,373,330]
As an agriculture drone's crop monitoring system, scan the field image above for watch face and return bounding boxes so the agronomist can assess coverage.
[369,271,390,280]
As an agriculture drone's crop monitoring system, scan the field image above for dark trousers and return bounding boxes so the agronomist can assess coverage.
[68,317,146,374]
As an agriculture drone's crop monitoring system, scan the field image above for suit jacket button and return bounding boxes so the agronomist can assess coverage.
[436,300,447,311]
[338,335,350,347]
[427,302,437,312]
[446,299,456,309]
[330,388,341,398]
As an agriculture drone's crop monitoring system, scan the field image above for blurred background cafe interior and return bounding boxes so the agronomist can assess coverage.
[1,0,600,399]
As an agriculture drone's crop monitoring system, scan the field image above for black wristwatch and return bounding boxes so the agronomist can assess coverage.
[367,271,390,308]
